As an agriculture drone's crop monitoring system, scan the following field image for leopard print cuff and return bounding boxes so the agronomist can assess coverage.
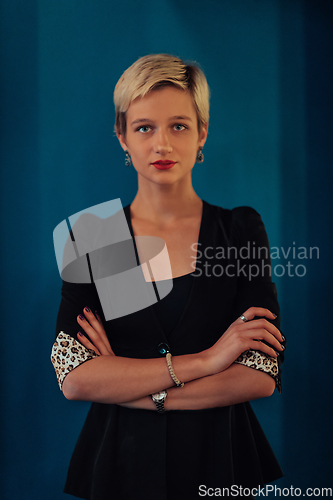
[234,349,281,393]
[51,332,98,390]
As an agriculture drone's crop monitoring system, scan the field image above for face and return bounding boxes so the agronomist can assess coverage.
[117,86,208,186]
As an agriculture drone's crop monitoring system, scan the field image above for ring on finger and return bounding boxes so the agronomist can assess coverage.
[239,314,248,323]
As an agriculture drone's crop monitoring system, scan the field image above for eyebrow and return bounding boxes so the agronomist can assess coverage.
[130,115,193,126]
[171,115,193,121]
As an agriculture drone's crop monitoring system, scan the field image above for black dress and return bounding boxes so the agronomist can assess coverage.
[55,200,284,500]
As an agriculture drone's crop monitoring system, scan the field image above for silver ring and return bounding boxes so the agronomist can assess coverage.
[239,314,248,323]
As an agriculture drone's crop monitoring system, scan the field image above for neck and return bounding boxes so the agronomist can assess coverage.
[130,175,202,224]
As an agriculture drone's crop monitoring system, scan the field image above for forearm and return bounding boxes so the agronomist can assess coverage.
[121,363,276,411]
[166,363,275,410]
[62,351,209,404]
[61,306,282,405]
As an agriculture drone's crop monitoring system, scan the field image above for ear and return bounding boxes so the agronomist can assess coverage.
[198,122,209,149]
[116,132,128,152]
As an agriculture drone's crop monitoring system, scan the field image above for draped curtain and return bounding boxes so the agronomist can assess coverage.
[1,1,332,497]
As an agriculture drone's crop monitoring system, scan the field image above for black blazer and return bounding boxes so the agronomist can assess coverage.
[56,200,284,500]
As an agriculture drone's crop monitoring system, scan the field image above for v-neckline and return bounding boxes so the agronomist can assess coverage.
[125,199,207,280]
[123,200,208,341]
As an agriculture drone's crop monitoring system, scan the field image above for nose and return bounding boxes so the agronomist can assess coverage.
[153,128,172,155]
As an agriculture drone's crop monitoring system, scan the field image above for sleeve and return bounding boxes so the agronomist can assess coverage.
[230,207,286,393]
[51,280,101,390]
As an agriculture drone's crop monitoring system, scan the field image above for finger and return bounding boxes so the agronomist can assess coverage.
[77,314,111,356]
[83,308,114,355]
[83,308,105,334]
[246,326,285,353]
[244,318,286,342]
[248,339,280,358]
[238,317,284,344]
[94,310,102,323]
[237,307,277,324]
[77,331,101,355]
[236,307,282,338]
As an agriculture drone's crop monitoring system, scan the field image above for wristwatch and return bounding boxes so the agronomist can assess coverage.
[151,390,167,414]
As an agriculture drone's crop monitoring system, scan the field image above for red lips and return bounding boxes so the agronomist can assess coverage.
[152,160,176,170]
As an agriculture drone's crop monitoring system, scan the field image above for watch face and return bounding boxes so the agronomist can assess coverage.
[152,390,167,402]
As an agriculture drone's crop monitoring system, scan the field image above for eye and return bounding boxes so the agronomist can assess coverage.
[173,124,187,131]
[136,125,152,133]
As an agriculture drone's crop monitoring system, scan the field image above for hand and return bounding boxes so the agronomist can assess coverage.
[205,307,285,374]
[76,307,114,356]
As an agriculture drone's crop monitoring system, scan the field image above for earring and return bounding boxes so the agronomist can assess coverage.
[196,148,204,163]
[124,150,132,167]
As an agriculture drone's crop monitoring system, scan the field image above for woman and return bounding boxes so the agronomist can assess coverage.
[52,54,286,499]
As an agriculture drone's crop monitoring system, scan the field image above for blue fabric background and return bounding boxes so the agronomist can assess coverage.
[1,0,332,498]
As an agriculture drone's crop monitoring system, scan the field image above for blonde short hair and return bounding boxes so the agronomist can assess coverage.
[114,54,210,136]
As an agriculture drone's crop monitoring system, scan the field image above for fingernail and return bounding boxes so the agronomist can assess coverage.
[85,307,91,313]
[275,351,280,356]
[272,313,277,318]
[79,314,84,320]
[280,344,285,350]
[281,335,286,341]
[78,331,83,337]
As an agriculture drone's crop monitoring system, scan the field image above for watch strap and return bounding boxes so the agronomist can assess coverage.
[151,391,167,414]
[154,399,165,414]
